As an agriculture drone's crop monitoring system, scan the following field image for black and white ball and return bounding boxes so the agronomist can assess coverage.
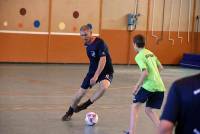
[85,112,98,126]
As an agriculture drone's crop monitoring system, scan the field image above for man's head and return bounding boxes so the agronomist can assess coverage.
[133,34,145,51]
[80,24,93,43]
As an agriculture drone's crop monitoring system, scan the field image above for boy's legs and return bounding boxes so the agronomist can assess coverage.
[129,102,142,134]
[145,91,164,128]
[125,87,152,134]
[145,107,160,127]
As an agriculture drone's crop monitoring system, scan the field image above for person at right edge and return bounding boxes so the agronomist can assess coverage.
[159,73,200,134]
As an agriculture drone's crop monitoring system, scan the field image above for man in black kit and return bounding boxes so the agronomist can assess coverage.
[62,24,114,121]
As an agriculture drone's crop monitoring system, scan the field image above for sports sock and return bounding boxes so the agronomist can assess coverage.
[75,99,93,112]
[66,106,74,115]
[83,99,93,108]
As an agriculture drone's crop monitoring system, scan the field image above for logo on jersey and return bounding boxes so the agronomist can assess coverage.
[193,88,200,95]
[102,51,106,55]
[193,128,200,134]
[90,51,96,57]
[145,54,154,59]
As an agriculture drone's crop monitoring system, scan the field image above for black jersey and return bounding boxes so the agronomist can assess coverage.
[160,73,200,134]
[84,37,114,75]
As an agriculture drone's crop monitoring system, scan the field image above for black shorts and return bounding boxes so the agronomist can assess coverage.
[81,73,113,89]
[133,87,164,109]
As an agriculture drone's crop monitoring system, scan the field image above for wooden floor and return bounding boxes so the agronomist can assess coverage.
[0,64,199,134]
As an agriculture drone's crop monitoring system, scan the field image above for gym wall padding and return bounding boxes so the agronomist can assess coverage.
[0,0,49,62]
[48,0,100,63]
[51,0,100,33]
[0,0,49,31]
[0,0,199,64]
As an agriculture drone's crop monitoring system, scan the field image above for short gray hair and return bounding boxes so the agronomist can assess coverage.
[80,24,92,31]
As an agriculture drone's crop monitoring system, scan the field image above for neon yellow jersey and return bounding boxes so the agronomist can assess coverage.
[135,48,165,92]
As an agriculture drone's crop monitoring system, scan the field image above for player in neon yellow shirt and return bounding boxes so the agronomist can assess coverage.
[124,35,165,134]
[135,47,165,93]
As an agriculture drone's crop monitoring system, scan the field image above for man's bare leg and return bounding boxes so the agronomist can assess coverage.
[62,88,87,121]
[74,80,110,113]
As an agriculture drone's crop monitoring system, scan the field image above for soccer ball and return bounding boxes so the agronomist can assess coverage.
[85,112,98,126]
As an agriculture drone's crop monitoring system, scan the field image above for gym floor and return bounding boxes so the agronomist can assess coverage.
[0,64,199,134]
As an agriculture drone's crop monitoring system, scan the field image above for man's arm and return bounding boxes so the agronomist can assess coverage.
[159,82,179,134]
[94,56,106,77]
[159,120,174,134]
[90,56,106,85]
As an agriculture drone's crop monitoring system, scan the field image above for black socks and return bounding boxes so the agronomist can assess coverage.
[83,99,93,107]
[66,106,74,115]
[74,99,93,113]
[62,106,74,121]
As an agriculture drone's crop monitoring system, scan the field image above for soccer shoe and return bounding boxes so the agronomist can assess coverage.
[62,112,73,121]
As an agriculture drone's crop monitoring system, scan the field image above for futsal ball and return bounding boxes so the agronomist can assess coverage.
[85,112,98,126]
